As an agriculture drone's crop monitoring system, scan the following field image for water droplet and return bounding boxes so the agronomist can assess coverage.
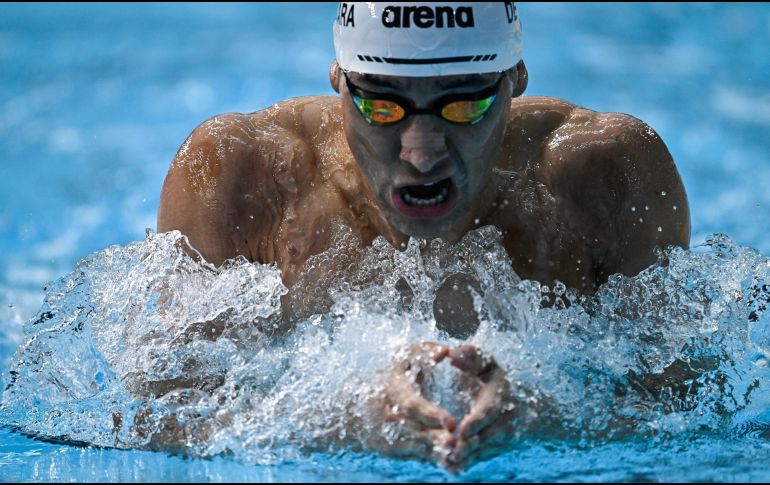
[657,226,662,232]
[638,218,643,223]
[474,218,480,224]
[661,191,667,196]
[673,205,678,211]
[631,206,636,212]
[644,206,649,211]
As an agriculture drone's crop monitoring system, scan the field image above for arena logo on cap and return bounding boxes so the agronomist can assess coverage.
[381,5,475,29]
[333,2,523,77]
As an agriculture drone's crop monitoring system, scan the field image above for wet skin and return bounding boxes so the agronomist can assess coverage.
[157,60,690,469]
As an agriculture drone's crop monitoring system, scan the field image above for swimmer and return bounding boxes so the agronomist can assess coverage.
[157,2,690,470]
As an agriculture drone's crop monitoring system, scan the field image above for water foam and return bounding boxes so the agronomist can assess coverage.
[2,226,770,465]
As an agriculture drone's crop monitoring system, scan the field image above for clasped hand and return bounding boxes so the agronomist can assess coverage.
[379,342,516,472]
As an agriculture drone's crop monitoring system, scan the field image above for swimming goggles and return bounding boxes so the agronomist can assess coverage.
[344,72,502,126]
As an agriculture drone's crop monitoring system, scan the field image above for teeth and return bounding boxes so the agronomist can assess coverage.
[402,188,450,207]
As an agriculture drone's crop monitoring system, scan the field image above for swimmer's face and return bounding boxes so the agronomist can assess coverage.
[334,62,522,239]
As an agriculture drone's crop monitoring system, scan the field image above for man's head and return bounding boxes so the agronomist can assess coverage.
[331,2,526,239]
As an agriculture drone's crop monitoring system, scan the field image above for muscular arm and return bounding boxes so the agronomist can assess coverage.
[598,114,690,277]
[541,109,690,285]
[158,113,271,265]
[157,111,317,268]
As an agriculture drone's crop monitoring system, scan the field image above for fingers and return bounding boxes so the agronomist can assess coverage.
[458,367,510,439]
[386,426,457,463]
[448,399,516,470]
[444,434,477,471]
[386,341,455,431]
[385,386,457,431]
[382,342,517,472]
[443,344,517,471]
[447,344,509,438]
[386,367,457,431]
[401,341,450,373]
[405,395,457,431]
[448,344,495,378]
[446,425,509,471]
[446,344,512,438]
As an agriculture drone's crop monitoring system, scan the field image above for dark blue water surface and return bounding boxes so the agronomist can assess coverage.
[1,3,770,482]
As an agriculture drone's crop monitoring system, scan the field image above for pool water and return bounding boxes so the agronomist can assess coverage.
[2,3,770,482]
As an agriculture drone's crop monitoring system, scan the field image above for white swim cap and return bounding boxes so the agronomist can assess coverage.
[333,2,523,77]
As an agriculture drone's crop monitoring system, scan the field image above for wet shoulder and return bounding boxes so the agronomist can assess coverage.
[260,95,349,169]
[506,96,666,180]
[168,112,262,196]
[159,97,345,265]
[509,95,578,119]
[502,96,577,169]
[260,95,344,146]
[171,96,344,187]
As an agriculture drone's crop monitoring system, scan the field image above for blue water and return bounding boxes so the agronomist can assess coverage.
[1,2,770,482]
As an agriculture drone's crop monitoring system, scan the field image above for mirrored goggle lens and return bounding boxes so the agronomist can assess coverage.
[441,95,497,124]
[352,95,406,125]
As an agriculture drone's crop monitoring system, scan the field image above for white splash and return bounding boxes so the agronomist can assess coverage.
[2,227,770,465]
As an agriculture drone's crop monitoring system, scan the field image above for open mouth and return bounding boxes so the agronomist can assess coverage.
[391,178,459,218]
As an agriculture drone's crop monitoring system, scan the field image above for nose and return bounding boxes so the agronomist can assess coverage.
[399,116,449,174]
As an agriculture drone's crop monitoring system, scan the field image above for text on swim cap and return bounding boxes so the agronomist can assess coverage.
[505,2,517,24]
[382,5,474,28]
[336,3,355,27]
[333,2,523,76]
